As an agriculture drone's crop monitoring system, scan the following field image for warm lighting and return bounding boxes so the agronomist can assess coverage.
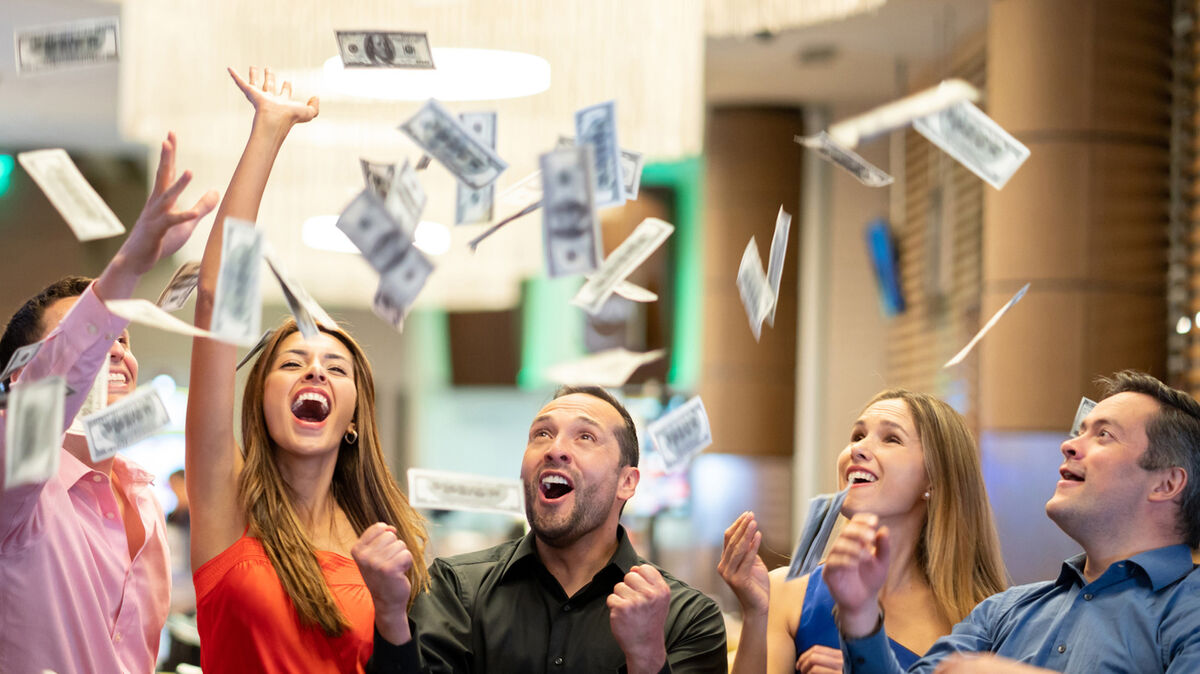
[303,214,450,256]
[1177,316,1192,335]
[320,48,551,102]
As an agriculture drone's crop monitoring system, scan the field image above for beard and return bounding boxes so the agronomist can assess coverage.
[523,476,617,548]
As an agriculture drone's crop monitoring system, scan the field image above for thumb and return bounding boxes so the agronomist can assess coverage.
[874,525,891,567]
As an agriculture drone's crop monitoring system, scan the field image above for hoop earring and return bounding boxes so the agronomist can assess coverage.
[344,428,359,445]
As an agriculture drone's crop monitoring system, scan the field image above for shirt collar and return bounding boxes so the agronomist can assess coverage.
[1059,545,1196,592]
[501,525,639,582]
[57,442,154,490]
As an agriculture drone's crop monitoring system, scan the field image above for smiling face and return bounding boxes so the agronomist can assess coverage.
[41,296,138,402]
[836,398,930,522]
[520,393,638,548]
[260,331,357,457]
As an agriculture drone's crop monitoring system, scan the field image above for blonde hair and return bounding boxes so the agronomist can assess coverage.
[865,389,1008,624]
[239,319,429,636]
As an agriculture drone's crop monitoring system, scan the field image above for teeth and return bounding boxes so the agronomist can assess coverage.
[542,475,569,487]
[848,470,877,483]
[108,373,126,383]
[293,391,330,413]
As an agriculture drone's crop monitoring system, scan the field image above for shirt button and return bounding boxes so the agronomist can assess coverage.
[114,632,122,642]
[554,657,563,666]
[92,474,103,483]
[1083,593,1093,601]
[105,512,115,520]
[562,604,571,612]
[1057,645,1066,654]
[87,324,98,335]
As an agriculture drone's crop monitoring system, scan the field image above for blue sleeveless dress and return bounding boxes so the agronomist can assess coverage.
[794,565,920,669]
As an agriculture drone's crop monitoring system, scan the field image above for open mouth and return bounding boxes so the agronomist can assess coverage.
[291,390,331,423]
[1059,467,1084,482]
[540,473,575,501]
[108,372,128,387]
[847,469,878,485]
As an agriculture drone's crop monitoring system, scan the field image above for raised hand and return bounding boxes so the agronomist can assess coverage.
[796,644,843,674]
[228,66,319,126]
[351,522,414,645]
[608,564,671,674]
[823,512,891,639]
[718,511,770,617]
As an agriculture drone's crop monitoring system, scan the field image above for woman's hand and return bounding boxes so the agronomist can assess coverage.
[718,511,771,618]
[796,644,842,673]
[228,66,319,127]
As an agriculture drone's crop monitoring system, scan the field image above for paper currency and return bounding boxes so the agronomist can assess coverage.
[795,132,895,188]
[785,487,850,580]
[913,101,1030,189]
[765,207,793,327]
[337,191,412,273]
[827,79,980,148]
[541,146,601,278]
[571,217,674,315]
[456,112,498,225]
[210,218,263,346]
[335,30,434,69]
[737,238,776,342]
[155,261,202,312]
[407,468,524,516]
[263,250,337,341]
[467,201,542,252]
[647,396,714,473]
[4,376,64,489]
[67,359,108,435]
[82,385,170,462]
[384,159,427,233]
[237,330,274,371]
[1071,397,1098,437]
[0,341,44,383]
[15,17,119,76]
[360,159,395,200]
[498,170,543,209]
[372,247,434,331]
[415,154,432,171]
[545,348,666,388]
[399,99,508,189]
[944,283,1031,367]
[611,280,657,303]
[557,136,644,201]
[106,299,253,345]
[572,103,625,207]
[18,149,126,241]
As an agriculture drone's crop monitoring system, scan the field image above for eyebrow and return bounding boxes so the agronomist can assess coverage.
[1084,417,1124,434]
[853,419,909,435]
[280,349,349,362]
[530,414,606,431]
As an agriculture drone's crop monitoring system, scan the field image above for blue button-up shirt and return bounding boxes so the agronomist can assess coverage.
[842,545,1200,673]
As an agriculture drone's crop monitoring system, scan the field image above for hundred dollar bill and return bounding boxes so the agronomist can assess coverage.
[765,207,793,327]
[944,282,1030,368]
[467,201,542,252]
[611,280,657,303]
[5,376,65,489]
[0,341,44,383]
[557,136,645,201]
[456,111,498,225]
[399,99,508,189]
[914,100,1030,190]
[82,385,170,462]
[545,348,666,388]
[540,145,601,278]
[572,103,624,207]
[67,359,108,435]
[498,170,543,209]
[335,30,435,69]
[738,238,776,342]
[262,249,337,341]
[15,17,120,76]
[372,247,434,331]
[795,132,894,188]
[155,260,202,312]
[210,218,263,346]
[571,217,674,315]
[18,149,125,241]
[785,487,850,580]
[360,159,395,200]
[1071,397,1098,437]
[237,330,274,371]
[407,468,524,516]
[106,299,253,345]
[384,159,426,233]
[648,396,713,473]
[337,190,415,274]
[828,79,980,148]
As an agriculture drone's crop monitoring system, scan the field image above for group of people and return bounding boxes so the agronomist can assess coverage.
[1,66,1199,674]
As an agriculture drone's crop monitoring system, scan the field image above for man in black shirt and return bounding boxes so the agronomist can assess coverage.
[364,385,727,673]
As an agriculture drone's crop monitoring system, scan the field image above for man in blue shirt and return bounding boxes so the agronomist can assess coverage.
[826,370,1200,673]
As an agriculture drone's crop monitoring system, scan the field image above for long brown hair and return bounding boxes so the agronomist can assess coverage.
[239,319,428,635]
[866,389,1007,624]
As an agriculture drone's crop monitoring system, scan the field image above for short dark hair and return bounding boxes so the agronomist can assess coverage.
[1098,370,1200,547]
[552,385,639,467]
[0,276,92,384]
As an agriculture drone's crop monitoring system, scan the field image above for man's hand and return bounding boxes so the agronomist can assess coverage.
[934,653,1057,673]
[824,513,891,639]
[796,644,843,674]
[608,564,671,674]
[352,522,414,645]
[228,66,319,127]
[717,511,770,618]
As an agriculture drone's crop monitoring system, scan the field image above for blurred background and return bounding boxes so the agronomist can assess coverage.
[0,0,1189,664]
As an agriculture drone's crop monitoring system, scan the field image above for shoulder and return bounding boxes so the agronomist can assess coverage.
[425,538,522,592]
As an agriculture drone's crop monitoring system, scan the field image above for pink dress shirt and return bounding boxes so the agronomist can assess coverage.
[0,285,171,674]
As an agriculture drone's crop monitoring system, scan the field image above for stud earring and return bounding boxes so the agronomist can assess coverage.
[923,491,930,500]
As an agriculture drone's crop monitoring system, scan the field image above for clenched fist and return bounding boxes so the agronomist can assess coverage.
[608,564,671,674]
[352,522,414,645]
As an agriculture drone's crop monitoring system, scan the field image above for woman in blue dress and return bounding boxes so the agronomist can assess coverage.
[718,389,1008,673]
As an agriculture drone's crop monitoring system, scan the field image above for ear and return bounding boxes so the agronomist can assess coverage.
[1148,466,1188,504]
[617,465,639,502]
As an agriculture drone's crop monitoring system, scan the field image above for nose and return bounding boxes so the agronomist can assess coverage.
[850,438,872,462]
[303,359,327,382]
[108,340,126,361]
[1060,435,1080,459]
[543,434,572,464]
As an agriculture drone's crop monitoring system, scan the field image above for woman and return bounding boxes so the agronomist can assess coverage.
[719,389,1007,673]
[186,66,428,673]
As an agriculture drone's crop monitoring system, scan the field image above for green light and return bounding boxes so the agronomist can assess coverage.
[0,155,13,196]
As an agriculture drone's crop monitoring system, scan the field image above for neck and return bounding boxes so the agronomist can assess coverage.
[534,522,622,598]
[875,509,928,597]
[1077,527,1181,583]
[62,432,116,476]
[276,449,340,529]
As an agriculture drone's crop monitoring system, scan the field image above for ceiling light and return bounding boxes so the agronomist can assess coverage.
[320,48,551,102]
[413,220,451,256]
[302,214,450,257]
[1177,316,1193,335]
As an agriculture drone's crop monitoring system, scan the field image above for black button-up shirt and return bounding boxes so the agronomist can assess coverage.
[381,526,726,673]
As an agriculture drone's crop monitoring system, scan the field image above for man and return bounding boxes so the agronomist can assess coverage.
[826,371,1200,673]
[357,385,727,673]
[0,133,217,674]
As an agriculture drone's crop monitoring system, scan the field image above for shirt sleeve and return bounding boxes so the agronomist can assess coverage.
[365,623,422,673]
[1162,573,1200,672]
[659,587,728,673]
[842,595,1003,674]
[408,558,476,673]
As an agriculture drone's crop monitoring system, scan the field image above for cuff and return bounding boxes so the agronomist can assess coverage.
[57,284,130,360]
[366,623,421,673]
[840,620,893,673]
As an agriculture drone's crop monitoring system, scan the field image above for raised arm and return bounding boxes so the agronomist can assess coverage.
[186,66,318,569]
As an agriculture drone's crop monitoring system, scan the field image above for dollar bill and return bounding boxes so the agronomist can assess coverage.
[737,238,776,342]
[155,260,202,312]
[540,146,601,278]
[765,207,793,327]
[336,190,414,273]
[106,299,252,345]
[17,149,126,241]
[785,487,850,580]
[360,159,395,200]
[399,99,508,189]
[67,359,108,435]
[415,154,432,171]
[498,170,543,209]
[545,348,666,387]
[210,218,263,346]
[384,159,427,233]
[571,217,674,315]
[647,396,713,473]
[611,280,657,303]
[335,30,434,69]
[557,136,644,201]
[262,249,332,341]
[914,100,1030,190]
[15,17,120,76]
[372,246,434,331]
[944,282,1030,367]
[237,330,274,371]
[82,385,170,462]
[456,112,498,225]
[4,376,64,489]
[407,468,524,516]
[574,101,625,207]
[1071,397,1098,437]
[0,341,44,383]
[795,132,895,188]
[467,201,542,252]
[827,79,980,148]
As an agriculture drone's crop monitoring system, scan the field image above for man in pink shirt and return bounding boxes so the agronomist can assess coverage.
[0,133,217,674]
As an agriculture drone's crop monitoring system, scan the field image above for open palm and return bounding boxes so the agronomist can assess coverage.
[228,66,319,125]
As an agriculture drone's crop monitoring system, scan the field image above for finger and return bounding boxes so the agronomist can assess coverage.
[723,512,747,544]
[621,571,654,595]
[307,96,320,117]
[152,138,173,196]
[874,526,891,565]
[264,67,276,93]
[248,65,260,88]
[357,522,395,547]
[228,67,256,100]
[156,170,194,211]
[191,189,220,217]
[281,80,293,98]
[632,564,665,586]
[611,581,637,600]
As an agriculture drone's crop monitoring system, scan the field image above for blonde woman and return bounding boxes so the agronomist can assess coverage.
[719,389,1007,673]
[186,66,428,673]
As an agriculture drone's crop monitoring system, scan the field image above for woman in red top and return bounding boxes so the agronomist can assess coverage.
[186,66,428,673]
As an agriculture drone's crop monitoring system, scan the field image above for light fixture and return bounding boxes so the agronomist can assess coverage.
[320,48,551,102]
[1177,316,1193,335]
[302,215,450,256]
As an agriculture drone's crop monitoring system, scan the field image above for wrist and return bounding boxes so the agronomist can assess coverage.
[374,608,411,646]
[94,254,139,302]
[834,602,883,640]
[624,644,667,674]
